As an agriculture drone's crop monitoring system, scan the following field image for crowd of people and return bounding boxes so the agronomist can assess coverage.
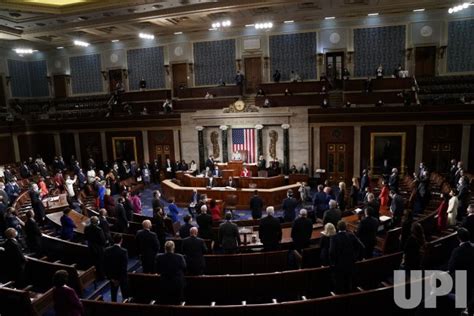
[0,154,472,313]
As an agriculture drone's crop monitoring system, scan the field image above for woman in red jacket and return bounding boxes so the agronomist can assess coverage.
[435,192,449,232]
[378,179,390,208]
[209,199,221,222]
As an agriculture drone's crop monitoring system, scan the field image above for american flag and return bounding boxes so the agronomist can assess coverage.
[232,128,256,163]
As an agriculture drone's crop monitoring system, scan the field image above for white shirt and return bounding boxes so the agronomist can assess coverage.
[65,178,76,197]
[447,196,459,226]
[87,170,96,184]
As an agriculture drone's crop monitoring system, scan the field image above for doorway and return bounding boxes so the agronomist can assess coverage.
[108,69,123,93]
[415,46,436,77]
[53,75,68,98]
[244,57,262,95]
[325,52,344,89]
[172,63,188,97]
[327,143,347,182]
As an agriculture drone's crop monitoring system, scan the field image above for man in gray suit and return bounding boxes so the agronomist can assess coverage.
[218,212,240,253]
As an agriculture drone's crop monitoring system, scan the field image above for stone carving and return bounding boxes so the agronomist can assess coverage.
[223,100,259,113]
[210,130,220,159]
[269,130,278,160]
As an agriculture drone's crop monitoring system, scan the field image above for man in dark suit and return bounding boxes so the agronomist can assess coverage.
[389,168,399,192]
[448,228,474,315]
[360,169,370,193]
[282,189,298,222]
[212,166,222,178]
[259,206,282,251]
[291,209,313,251]
[323,200,342,228]
[196,205,213,240]
[257,155,266,170]
[250,190,264,219]
[135,220,160,273]
[218,212,240,253]
[205,155,214,170]
[84,216,106,280]
[152,190,164,213]
[2,228,26,287]
[104,234,129,302]
[24,210,42,255]
[356,208,379,259]
[457,176,470,221]
[390,190,405,226]
[313,185,329,220]
[179,215,194,239]
[98,209,113,245]
[462,204,474,242]
[165,158,176,179]
[182,227,208,275]
[329,221,362,294]
[114,197,129,233]
[155,241,187,304]
[364,193,380,219]
[225,176,237,188]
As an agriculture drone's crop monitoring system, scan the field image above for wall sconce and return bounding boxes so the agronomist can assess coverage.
[122,69,128,79]
[438,45,447,59]
[405,48,413,60]
[317,53,324,66]
[346,51,354,64]
[164,64,170,75]
[263,56,269,69]
[236,59,242,71]
[188,63,194,74]
[101,71,107,80]
[5,76,11,86]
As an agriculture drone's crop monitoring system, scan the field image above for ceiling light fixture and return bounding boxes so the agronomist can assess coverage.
[255,22,273,30]
[139,32,154,39]
[209,28,216,31]
[73,40,90,47]
[413,8,425,12]
[284,20,294,24]
[174,31,183,35]
[245,24,255,27]
[211,20,231,29]
[448,2,471,13]
[325,16,336,20]
[368,13,379,16]
[56,46,64,50]
[111,39,119,42]
[13,48,34,54]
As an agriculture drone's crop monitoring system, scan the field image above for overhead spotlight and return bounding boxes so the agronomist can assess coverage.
[284,20,294,24]
[13,48,34,54]
[245,24,255,27]
[56,46,64,50]
[255,22,273,30]
[211,20,231,29]
[174,31,183,35]
[139,32,154,39]
[368,12,379,16]
[73,40,90,47]
[111,39,120,42]
[324,16,336,20]
[413,8,425,12]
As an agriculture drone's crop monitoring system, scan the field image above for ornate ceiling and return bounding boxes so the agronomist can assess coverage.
[0,0,460,49]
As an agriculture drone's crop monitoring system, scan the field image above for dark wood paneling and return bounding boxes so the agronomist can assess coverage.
[244,57,262,94]
[343,91,415,105]
[79,132,102,166]
[415,46,436,77]
[258,81,324,94]
[148,130,175,164]
[343,78,413,91]
[255,94,326,107]
[60,133,76,163]
[18,134,56,164]
[177,86,241,99]
[53,75,68,98]
[122,90,171,102]
[0,136,15,164]
[360,126,417,175]
[319,126,354,183]
[422,125,462,174]
[105,131,144,163]
[172,63,188,97]
[174,97,237,111]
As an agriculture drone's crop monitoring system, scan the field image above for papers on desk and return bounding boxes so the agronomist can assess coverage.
[354,208,363,214]
[379,215,391,223]
[45,196,60,202]
[225,186,237,191]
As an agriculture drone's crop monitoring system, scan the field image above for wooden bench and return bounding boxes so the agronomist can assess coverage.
[0,283,53,316]
[41,234,92,269]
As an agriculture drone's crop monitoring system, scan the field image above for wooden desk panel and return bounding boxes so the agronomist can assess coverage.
[254,94,325,107]
[238,175,285,188]
[122,89,171,102]
[344,91,415,104]
[161,180,300,210]
[259,82,324,94]
[174,97,237,111]
[177,86,241,99]
[288,174,310,184]
[46,210,89,234]
[343,78,413,91]
[182,174,284,189]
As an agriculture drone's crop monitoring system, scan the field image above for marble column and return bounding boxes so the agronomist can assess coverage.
[353,125,361,177]
[196,126,205,171]
[173,129,181,162]
[73,132,81,165]
[282,124,290,174]
[256,124,263,158]
[12,134,20,162]
[414,125,424,174]
[220,125,229,163]
[53,133,62,157]
[142,130,150,163]
[461,124,471,170]
[313,126,320,171]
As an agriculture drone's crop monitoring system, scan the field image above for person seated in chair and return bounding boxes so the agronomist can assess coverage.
[163,99,173,114]
[225,176,237,188]
[240,167,250,177]
[256,88,265,97]
[212,165,222,178]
